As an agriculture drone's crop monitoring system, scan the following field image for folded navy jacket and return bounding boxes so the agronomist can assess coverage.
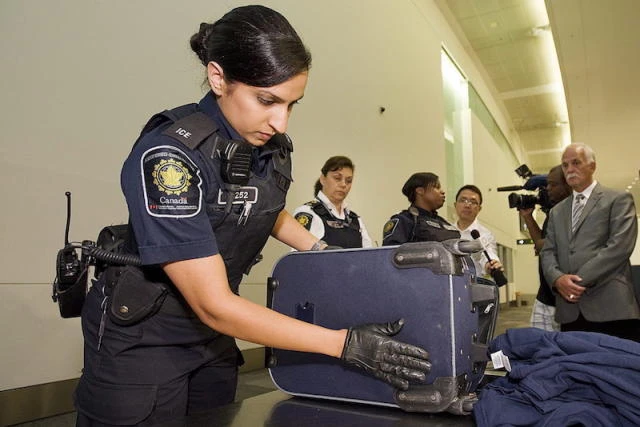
[473,327,640,426]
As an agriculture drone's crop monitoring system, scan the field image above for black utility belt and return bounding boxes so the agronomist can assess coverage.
[104,265,194,326]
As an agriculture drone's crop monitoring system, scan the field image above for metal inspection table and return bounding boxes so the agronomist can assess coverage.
[169,390,477,426]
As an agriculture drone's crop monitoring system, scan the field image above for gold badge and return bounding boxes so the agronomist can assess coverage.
[152,159,192,195]
[296,213,311,228]
[383,219,398,235]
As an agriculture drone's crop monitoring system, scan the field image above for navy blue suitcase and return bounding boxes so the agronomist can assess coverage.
[267,240,498,412]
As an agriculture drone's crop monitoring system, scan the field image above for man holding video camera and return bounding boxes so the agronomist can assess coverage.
[518,165,571,331]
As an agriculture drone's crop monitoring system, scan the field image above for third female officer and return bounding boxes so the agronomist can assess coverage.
[382,172,460,245]
[293,156,373,248]
[75,6,430,425]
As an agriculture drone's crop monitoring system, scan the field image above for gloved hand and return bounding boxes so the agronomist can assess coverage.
[340,319,431,390]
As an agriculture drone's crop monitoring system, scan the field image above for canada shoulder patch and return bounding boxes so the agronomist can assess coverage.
[141,145,202,217]
[383,218,399,237]
[295,212,313,230]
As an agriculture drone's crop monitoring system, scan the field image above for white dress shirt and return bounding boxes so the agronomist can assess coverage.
[455,219,499,276]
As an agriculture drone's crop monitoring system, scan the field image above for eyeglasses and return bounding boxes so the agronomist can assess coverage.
[457,197,480,206]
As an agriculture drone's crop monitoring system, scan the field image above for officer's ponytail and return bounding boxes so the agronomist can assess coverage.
[402,172,439,203]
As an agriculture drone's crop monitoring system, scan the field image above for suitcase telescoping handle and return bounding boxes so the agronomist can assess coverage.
[442,239,483,255]
[392,240,481,275]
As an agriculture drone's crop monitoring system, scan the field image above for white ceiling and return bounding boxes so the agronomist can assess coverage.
[437,0,640,201]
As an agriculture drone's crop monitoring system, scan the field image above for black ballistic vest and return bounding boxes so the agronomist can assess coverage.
[307,200,362,248]
[203,136,292,291]
[136,104,292,293]
[409,206,461,242]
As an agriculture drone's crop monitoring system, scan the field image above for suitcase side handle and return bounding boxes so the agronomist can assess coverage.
[392,241,468,275]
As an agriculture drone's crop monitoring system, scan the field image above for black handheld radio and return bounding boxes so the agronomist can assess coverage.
[52,192,90,317]
[52,192,143,318]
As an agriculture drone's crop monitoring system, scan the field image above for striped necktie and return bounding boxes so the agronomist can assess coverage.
[571,194,585,233]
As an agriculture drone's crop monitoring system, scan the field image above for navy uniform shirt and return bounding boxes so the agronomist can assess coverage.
[121,92,244,266]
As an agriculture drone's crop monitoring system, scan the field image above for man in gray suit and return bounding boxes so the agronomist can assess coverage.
[541,143,640,341]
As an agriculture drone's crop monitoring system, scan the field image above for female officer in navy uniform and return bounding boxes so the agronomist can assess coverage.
[382,172,460,245]
[75,6,430,425]
[293,156,373,248]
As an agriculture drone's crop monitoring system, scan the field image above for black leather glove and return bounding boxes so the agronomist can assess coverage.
[340,319,431,390]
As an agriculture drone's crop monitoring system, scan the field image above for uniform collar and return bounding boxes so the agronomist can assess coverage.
[199,91,276,175]
[411,205,437,218]
[318,191,349,218]
[198,91,243,141]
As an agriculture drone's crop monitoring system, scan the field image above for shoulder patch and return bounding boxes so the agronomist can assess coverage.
[383,218,399,237]
[295,212,313,230]
[141,145,203,218]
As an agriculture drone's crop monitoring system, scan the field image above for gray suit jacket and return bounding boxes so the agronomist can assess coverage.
[540,183,639,323]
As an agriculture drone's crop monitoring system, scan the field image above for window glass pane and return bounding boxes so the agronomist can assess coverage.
[441,50,469,218]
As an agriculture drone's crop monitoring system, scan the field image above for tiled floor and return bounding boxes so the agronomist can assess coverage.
[10,304,533,426]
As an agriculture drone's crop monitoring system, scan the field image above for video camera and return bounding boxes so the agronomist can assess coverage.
[497,164,552,212]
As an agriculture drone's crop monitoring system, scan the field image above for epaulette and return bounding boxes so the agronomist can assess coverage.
[307,199,330,217]
[161,112,219,151]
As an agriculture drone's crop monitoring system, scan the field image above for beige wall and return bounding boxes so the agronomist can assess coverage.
[632,240,640,265]
[1,0,532,391]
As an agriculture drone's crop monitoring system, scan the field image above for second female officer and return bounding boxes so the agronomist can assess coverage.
[293,156,373,248]
[382,172,460,245]
[75,6,430,425]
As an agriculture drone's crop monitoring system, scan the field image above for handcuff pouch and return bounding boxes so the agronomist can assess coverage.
[107,266,168,326]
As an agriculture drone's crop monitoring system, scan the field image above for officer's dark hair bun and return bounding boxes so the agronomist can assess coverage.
[402,172,439,203]
[190,22,215,65]
[189,5,311,87]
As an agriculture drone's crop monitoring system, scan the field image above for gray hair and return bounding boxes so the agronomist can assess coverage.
[565,142,596,164]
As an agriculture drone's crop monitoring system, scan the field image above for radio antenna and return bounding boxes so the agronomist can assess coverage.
[64,191,72,246]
